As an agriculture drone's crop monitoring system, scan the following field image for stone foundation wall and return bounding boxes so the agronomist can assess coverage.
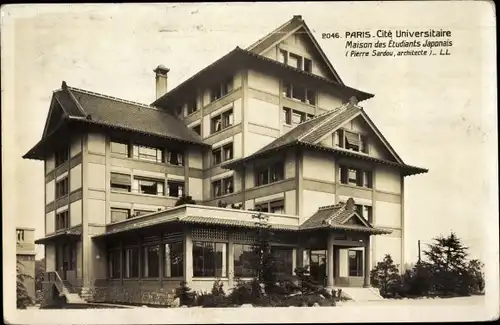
[86,280,178,306]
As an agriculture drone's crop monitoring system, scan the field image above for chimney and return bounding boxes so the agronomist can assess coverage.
[154,65,170,100]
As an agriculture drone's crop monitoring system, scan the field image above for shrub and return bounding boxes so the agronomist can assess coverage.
[370,254,401,298]
[196,292,231,308]
[211,279,225,297]
[174,195,196,206]
[175,281,196,306]
[400,262,433,297]
[228,278,262,305]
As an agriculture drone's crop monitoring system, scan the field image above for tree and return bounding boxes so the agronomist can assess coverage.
[466,259,485,294]
[35,258,45,291]
[174,195,196,206]
[400,261,433,297]
[251,212,277,294]
[17,260,34,309]
[423,232,470,296]
[370,254,401,298]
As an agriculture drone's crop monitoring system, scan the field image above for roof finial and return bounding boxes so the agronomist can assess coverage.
[293,15,302,21]
[345,198,356,211]
[348,96,359,105]
[61,81,68,89]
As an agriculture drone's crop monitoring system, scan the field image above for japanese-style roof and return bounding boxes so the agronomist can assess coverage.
[23,82,206,160]
[93,213,298,238]
[246,15,343,84]
[151,47,373,107]
[222,102,428,176]
[34,227,82,244]
[300,198,392,234]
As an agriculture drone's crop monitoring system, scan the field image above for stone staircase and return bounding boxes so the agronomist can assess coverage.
[47,272,87,304]
[336,287,384,302]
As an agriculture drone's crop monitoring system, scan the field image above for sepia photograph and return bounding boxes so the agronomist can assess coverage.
[2,1,498,324]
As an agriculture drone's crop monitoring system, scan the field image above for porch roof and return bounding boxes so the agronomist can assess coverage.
[34,227,82,244]
[92,205,300,238]
[299,198,392,235]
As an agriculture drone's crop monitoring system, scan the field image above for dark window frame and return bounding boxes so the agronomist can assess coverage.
[123,246,139,278]
[212,142,234,166]
[283,82,316,106]
[110,140,129,157]
[191,124,201,136]
[255,161,285,186]
[111,208,131,223]
[233,243,257,278]
[132,145,164,163]
[55,210,69,231]
[55,177,69,199]
[212,176,234,198]
[142,244,161,278]
[133,177,165,196]
[55,147,69,167]
[193,241,228,278]
[164,241,184,278]
[348,250,363,277]
[167,180,184,198]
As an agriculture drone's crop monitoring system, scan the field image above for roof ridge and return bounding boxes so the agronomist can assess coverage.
[67,86,155,110]
[297,103,351,141]
[245,16,299,51]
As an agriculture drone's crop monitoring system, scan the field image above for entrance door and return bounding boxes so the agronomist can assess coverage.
[309,250,326,285]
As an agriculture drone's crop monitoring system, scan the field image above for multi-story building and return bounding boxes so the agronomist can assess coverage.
[16,227,36,303]
[24,15,427,305]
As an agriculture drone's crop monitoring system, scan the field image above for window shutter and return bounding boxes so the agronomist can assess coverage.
[345,131,360,146]
[111,173,131,186]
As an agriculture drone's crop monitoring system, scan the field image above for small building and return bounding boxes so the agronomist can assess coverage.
[16,227,36,303]
[24,15,427,305]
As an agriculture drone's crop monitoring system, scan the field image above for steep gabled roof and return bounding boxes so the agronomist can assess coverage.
[300,198,391,234]
[23,82,207,160]
[246,15,344,84]
[221,102,428,176]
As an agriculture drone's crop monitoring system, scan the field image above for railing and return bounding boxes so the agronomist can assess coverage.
[45,271,68,296]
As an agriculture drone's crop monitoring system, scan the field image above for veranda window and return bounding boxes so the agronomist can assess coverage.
[193,242,227,277]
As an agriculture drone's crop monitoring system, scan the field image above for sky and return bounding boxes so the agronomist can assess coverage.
[2,2,497,264]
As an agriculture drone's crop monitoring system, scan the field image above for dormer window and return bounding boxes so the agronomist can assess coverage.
[334,129,368,154]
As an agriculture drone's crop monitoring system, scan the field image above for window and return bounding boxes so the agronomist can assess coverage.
[16,230,24,241]
[111,208,130,223]
[348,250,363,277]
[272,247,293,276]
[284,108,311,125]
[133,177,164,196]
[212,143,233,166]
[191,124,201,136]
[283,82,316,105]
[212,176,234,198]
[110,173,131,192]
[55,147,69,167]
[212,147,222,165]
[142,245,160,278]
[133,209,154,217]
[56,177,69,198]
[304,58,312,73]
[306,114,315,121]
[234,244,257,277]
[193,242,227,277]
[363,205,373,223]
[111,141,129,157]
[291,110,305,125]
[255,200,285,214]
[279,49,288,64]
[337,129,369,154]
[210,109,233,134]
[55,210,69,230]
[256,162,284,186]
[187,99,198,114]
[132,145,163,163]
[167,181,184,198]
[108,249,121,279]
[123,247,139,278]
[279,50,312,73]
[289,53,301,69]
[166,150,184,166]
[210,78,233,102]
[164,241,183,277]
[339,166,372,189]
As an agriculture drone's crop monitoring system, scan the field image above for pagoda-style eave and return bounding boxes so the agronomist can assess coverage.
[222,141,428,177]
[23,118,210,161]
[152,47,374,108]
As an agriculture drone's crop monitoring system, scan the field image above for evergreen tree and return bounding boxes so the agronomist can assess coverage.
[251,212,277,294]
[370,254,401,298]
[423,232,470,296]
[17,260,34,309]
